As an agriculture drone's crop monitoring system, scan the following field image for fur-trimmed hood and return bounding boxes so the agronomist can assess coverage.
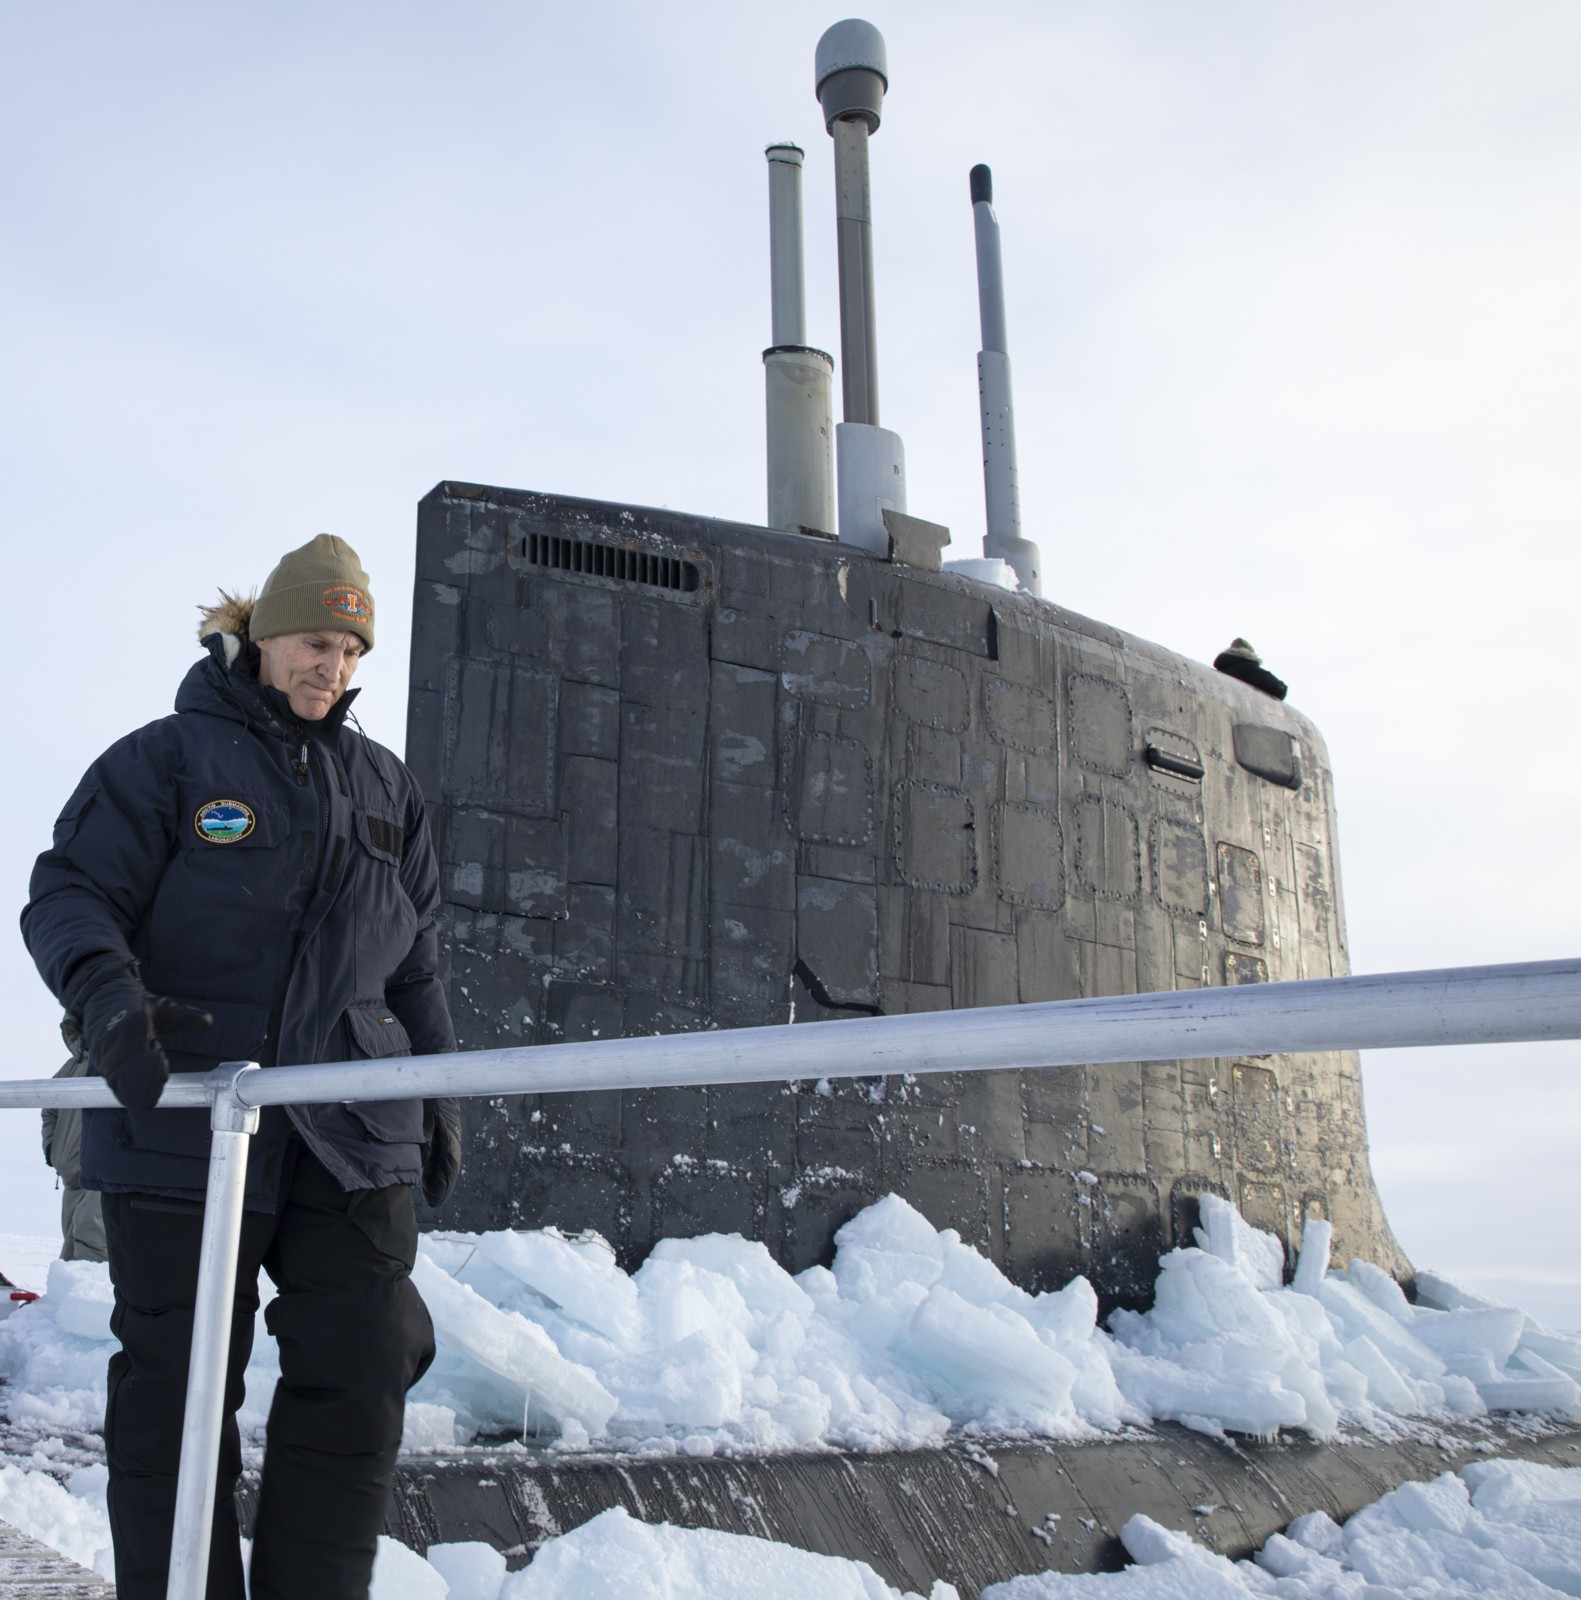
[197,591,255,667]
[186,588,360,736]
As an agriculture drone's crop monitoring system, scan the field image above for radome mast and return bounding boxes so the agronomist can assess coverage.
[815,19,908,555]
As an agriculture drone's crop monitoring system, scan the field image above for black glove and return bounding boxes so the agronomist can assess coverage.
[421,1097,462,1209]
[73,965,213,1111]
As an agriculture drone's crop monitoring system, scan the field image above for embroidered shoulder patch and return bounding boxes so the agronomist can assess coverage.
[322,585,372,624]
[194,799,256,844]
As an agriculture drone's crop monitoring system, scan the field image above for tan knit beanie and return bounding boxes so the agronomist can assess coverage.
[250,535,375,652]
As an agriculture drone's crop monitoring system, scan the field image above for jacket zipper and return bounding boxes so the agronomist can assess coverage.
[323,743,347,893]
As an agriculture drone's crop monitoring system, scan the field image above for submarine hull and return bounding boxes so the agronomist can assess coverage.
[406,480,1406,1306]
[236,1420,1581,1594]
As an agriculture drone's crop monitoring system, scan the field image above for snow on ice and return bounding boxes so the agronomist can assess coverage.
[7,1193,1581,1595]
[974,1458,1581,1599]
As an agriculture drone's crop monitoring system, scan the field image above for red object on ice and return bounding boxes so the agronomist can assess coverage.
[8,1290,40,1304]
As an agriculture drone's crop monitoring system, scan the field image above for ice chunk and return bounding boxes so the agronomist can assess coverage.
[1346,1258,1414,1322]
[1434,1348,1580,1413]
[410,1252,617,1437]
[426,1541,507,1600]
[473,1228,642,1345]
[1025,1276,1100,1346]
[45,1260,114,1343]
[978,1459,1581,1598]
[1192,1194,1285,1291]
[1147,1249,1290,1347]
[497,1504,952,1599]
[601,1328,746,1431]
[1507,1349,1581,1409]
[1120,1514,1201,1565]
[1342,1333,1418,1411]
[1413,1269,1505,1313]
[401,1402,461,1452]
[891,1287,1079,1422]
[935,1234,1020,1309]
[796,1263,840,1305]
[648,1234,814,1321]
[1515,1321,1581,1382]
[1107,1342,1308,1438]
[832,1195,945,1301]
[1411,1304,1525,1366]
[836,1278,932,1358]
[1061,1348,1129,1432]
[0,1285,115,1434]
[1267,1346,1339,1440]
[1462,1454,1581,1510]
[632,1255,758,1366]
[370,1533,449,1598]
[1289,1218,1331,1296]
[410,1351,523,1442]
[1007,1513,1253,1595]
[1315,1278,1445,1380]
[0,1463,113,1575]
[1440,1373,1487,1417]
[1026,1279,1127,1428]
[1387,1474,1474,1536]
[1315,1352,1370,1410]
[1285,1508,1346,1555]
[1253,1530,1320,1578]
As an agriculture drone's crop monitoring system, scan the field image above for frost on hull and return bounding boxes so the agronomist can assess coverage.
[406,482,1407,1304]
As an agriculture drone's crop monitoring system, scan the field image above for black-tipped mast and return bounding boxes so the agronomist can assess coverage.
[971,163,1040,594]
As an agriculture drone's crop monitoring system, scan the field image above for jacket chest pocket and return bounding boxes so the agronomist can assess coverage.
[149,795,297,995]
[169,791,292,871]
[356,809,406,865]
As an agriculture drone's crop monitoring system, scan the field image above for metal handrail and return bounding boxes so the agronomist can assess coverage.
[0,957,1577,1600]
[5,958,1578,1115]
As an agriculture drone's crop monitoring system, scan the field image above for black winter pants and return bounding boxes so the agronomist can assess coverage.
[100,1139,435,1600]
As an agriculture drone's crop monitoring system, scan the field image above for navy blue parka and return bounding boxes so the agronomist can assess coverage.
[22,625,456,1208]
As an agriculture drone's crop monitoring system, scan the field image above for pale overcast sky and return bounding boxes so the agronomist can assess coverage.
[2,3,1577,1320]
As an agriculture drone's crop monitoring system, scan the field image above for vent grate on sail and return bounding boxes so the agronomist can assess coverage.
[522,532,701,595]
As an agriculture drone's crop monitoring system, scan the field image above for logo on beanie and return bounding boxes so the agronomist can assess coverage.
[322,585,371,624]
[194,799,256,844]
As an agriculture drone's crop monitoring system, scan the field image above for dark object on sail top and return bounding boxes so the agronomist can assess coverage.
[1214,638,1288,701]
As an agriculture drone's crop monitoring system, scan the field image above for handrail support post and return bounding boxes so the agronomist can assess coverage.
[165,1061,260,1600]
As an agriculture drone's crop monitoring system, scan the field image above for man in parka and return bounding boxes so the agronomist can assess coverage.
[22,535,462,1600]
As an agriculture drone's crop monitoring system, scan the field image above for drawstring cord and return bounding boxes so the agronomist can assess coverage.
[347,708,400,810]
